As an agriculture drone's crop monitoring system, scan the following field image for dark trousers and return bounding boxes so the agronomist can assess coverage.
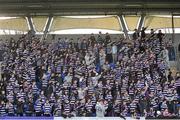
[106,54,112,63]
[177,86,180,96]
[26,112,33,116]
[36,112,42,116]
[17,113,23,116]
[8,113,14,116]
[44,113,51,117]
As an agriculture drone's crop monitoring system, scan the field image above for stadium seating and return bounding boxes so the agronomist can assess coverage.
[0,29,180,119]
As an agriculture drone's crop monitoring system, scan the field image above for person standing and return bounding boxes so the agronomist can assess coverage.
[0,101,6,117]
[89,33,96,47]
[25,99,34,116]
[6,101,15,116]
[16,98,24,116]
[112,43,118,64]
[157,30,165,45]
[178,43,180,59]
[141,27,147,40]
[105,32,111,47]
[43,100,52,116]
[95,100,108,117]
[97,32,104,44]
[175,73,180,96]
[106,43,112,63]
[99,49,106,66]
[132,29,140,40]
[34,98,42,116]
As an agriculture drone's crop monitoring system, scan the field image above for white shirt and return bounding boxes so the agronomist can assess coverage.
[112,45,117,54]
[95,102,108,117]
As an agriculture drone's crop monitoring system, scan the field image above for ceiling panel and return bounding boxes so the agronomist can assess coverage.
[144,16,180,29]
[0,17,28,31]
[51,16,121,31]
[32,16,48,32]
[124,15,140,31]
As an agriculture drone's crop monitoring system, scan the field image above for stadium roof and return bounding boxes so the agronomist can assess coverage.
[0,0,180,34]
[0,0,180,16]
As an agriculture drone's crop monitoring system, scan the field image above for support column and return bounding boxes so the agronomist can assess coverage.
[137,14,145,32]
[42,16,53,40]
[0,62,2,82]
[172,14,180,71]
[172,14,175,44]
[27,16,35,33]
[118,15,129,39]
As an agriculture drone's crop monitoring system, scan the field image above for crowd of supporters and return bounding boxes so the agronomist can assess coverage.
[0,28,180,119]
